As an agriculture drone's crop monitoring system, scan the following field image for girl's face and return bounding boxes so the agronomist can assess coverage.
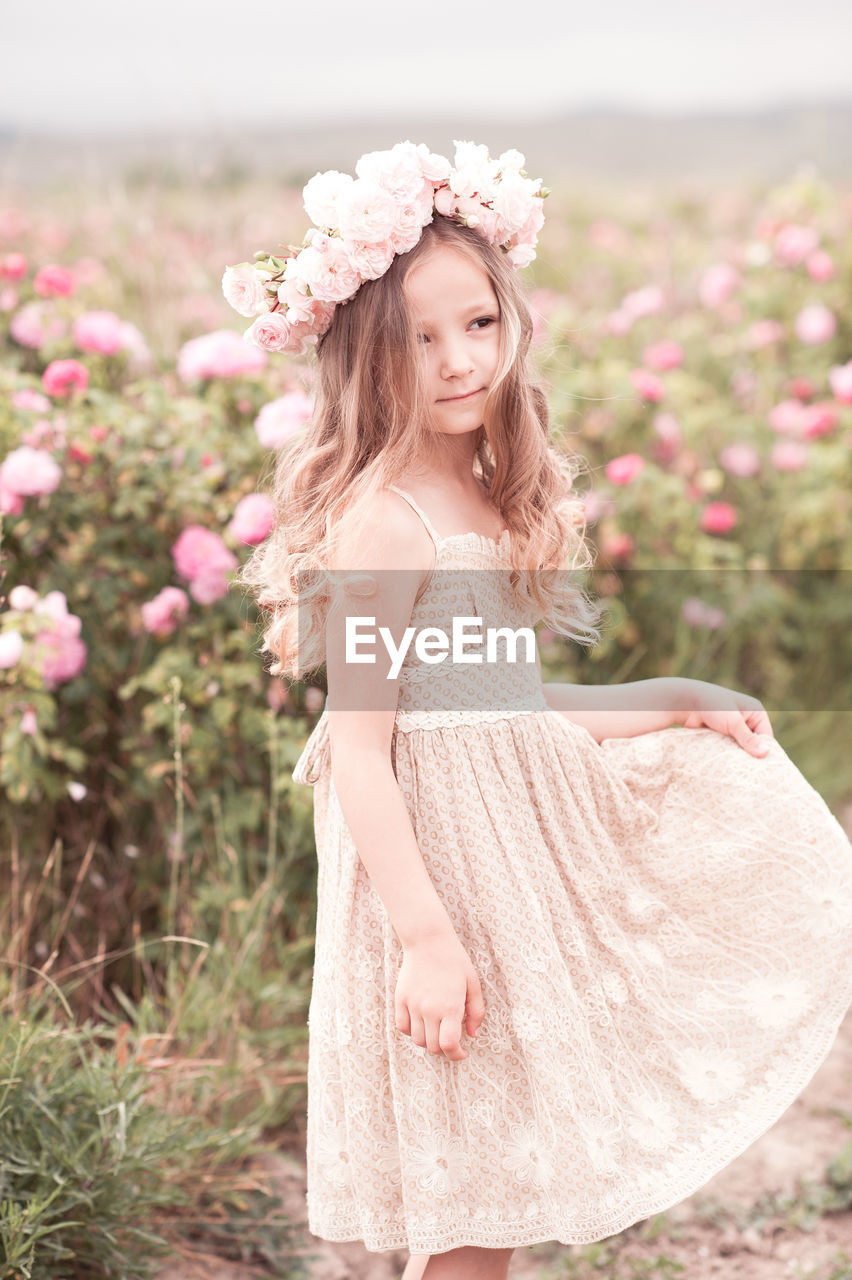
[404,244,501,439]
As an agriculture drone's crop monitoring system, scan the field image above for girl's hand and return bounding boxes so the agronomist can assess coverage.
[395,931,485,1061]
[676,678,774,757]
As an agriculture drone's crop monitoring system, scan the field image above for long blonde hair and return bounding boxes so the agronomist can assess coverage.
[236,214,604,681]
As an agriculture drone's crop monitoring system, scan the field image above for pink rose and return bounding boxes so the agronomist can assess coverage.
[828,361,852,404]
[12,388,51,413]
[141,585,190,636]
[42,359,89,398]
[806,250,835,281]
[745,319,785,349]
[601,532,634,559]
[177,329,268,381]
[0,252,27,280]
[629,368,665,402]
[0,445,62,496]
[0,479,24,515]
[172,525,238,582]
[255,390,314,448]
[698,263,740,308]
[491,168,537,238]
[605,453,645,485]
[31,613,87,688]
[772,224,819,266]
[33,264,75,298]
[9,585,39,610]
[621,285,665,319]
[700,501,738,534]
[433,186,458,218]
[221,263,273,318]
[641,339,683,372]
[768,399,806,435]
[682,598,726,629]
[296,239,362,304]
[344,238,397,281]
[652,412,682,445]
[189,571,232,605]
[10,301,67,349]
[794,303,836,345]
[72,310,126,355]
[302,169,354,228]
[356,143,426,204]
[337,179,397,246]
[414,144,452,184]
[770,441,808,472]
[229,492,274,545]
[0,630,24,668]
[719,443,760,477]
[800,402,837,439]
[244,311,297,354]
[20,708,38,735]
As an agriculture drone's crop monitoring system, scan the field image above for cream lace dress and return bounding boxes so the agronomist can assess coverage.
[291,485,852,1255]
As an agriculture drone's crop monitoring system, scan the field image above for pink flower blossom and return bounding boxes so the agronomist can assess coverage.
[0,480,24,515]
[42,359,89,398]
[828,361,852,404]
[601,532,634,559]
[682,598,726,629]
[0,252,27,280]
[12,388,51,413]
[745,319,785,350]
[33,590,72,622]
[177,329,268,381]
[772,224,819,266]
[302,169,355,228]
[768,399,806,435]
[605,453,646,485]
[719,442,761,477]
[0,445,62,496]
[770,440,809,472]
[72,310,126,355]
[806,250,835,281]
[787,376,814,401]
[700,502,738,535]
[337,179,398,246]
[0,286,17,311]
[0,630,24,668]
[579,491,615,523]
[172,525,238,582]
[304,685,326,714]
[229,493,274,545]
[9,585,39,609]
[33,264,75,298]
[629,368,665,402]
[31,610,87,688]
[244,311,297,354]
[800,402,837,439]
[10,301,67,349]
[20,708,38,735]
[255,390,314,448]
[221,263,273,318]
[141,586,190,636]
[621,285,665,319]
[188,571,232,605]
[641,339,683,371]
[698,262,740,308]
[795,303,836,345]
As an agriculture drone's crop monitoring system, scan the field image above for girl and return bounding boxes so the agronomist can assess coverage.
[224,141,852,1280]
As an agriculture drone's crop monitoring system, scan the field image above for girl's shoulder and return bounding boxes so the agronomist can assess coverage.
[328,487,436,574]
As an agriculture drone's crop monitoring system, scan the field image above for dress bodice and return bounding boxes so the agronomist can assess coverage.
[380,486,549,730]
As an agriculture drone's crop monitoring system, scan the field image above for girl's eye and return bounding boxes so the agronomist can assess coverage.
[471,316,497,330]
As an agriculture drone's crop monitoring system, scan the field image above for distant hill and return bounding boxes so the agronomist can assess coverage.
[2,101,852,188]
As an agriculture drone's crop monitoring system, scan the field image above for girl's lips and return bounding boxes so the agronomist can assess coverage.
[439,387,483,402]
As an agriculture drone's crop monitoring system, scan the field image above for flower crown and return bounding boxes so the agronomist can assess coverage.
[222,139,549,357]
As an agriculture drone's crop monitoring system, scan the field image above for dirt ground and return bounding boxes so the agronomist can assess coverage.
[155,1003,852,1280]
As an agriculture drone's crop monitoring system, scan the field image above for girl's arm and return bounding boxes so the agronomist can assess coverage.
[534,637,684,741]
[535,644,772,754]
[324,495,459,950]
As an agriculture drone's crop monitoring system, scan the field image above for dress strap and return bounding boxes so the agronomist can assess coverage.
[386,485,443,548]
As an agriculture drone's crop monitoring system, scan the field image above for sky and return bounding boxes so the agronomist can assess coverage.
[3,0,851,135]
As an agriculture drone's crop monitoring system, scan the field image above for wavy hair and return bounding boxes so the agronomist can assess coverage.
[235,213,604,682]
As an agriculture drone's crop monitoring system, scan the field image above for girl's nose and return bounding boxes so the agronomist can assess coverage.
[439,340,474,379]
